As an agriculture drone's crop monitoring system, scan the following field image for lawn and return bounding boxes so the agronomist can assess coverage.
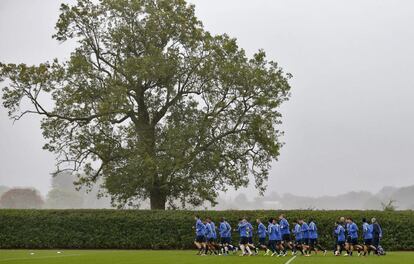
[0,250,412,264]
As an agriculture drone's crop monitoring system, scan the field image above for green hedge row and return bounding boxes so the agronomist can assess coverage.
[0,210,413,250]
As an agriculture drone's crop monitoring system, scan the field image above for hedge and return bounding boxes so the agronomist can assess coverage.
[0,210,413,250]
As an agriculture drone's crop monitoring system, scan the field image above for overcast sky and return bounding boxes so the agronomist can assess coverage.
[1,0,414,198]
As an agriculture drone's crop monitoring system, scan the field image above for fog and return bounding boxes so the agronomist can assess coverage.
[1,0,414,209]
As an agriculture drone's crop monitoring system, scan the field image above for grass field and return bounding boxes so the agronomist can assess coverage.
[0,250,412,264]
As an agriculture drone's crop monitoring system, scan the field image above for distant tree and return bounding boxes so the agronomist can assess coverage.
[0,185,9,197]
[0,188,44,209]
[0,0,291,209]
[381,199,398,211]
[45,188,84,209]
[46,172,112,209]
[51,171,77,190]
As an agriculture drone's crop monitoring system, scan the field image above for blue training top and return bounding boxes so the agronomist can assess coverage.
[196,219,206,236]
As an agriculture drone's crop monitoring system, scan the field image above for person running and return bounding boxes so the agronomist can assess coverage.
[308,218,327,255]
[372,218,383,255]
[274,219,286,256]
[334,221,346,256]
[346,218,363,256]
[205,218,218,255]
[267,218,278,256]
[338,216,350,255]
[219,217,232,255]
[362,218,376,256]
[256,218,270,255]
[299,219,310,256]
[279,214,293,254]
[237,218,253,256]
[246,219,258,254]
[194,215,207,255]
[292,219,304,255]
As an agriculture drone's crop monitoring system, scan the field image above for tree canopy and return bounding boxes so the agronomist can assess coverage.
[0,0,291,209]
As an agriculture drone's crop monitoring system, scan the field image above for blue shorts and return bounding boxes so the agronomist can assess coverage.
[309,238,317,246]
[248,237,253,244]
[301,238,309,245]
[350,238,358,245]
[240,237,248,245]
[364,239,372,245]
[221,237,231,244]
[282,234,291,241]
[373,237,380,247]
[207,237,215,243]
[196,235,206,243]
[295,239,302,245]
[259,237,266,245]
[337,240,345,247]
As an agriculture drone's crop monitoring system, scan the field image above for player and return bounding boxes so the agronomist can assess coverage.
[273,218,286,256]
[279,214,293,254]
[237,218,253,256]
[194,215,206,255]
[256,218,270,255]
[362,218,376,256]
[205,218,217,255]
[308,218,327,255]
[346,217,363,256]
[206,217,219,255]
[246,219,258,254]
[219,217,231,255]
[299,218,310,256]
[371,218,383,255]
[267,218,278,256]
[334,221,346,256]
[343,216,351,256]
[292,219,304,255]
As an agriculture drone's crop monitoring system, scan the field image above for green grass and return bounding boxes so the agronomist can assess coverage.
[0,250,412,264]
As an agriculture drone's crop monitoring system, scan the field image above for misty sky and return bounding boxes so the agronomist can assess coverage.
[1,0,414,198]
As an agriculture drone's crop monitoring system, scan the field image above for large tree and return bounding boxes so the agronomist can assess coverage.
[0,0,291,209]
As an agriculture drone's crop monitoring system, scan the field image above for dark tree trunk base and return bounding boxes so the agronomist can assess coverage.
[150,189,167,210]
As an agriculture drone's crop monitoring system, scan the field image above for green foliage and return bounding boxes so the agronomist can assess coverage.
[0,0,291,210]
[0,210,413,250]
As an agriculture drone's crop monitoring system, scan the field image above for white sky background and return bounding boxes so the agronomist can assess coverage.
[1,0,414,198]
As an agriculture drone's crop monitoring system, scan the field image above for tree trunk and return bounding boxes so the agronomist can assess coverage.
[150,187,167,210]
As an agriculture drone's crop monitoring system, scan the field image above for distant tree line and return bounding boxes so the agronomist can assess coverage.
[0,172,111,209]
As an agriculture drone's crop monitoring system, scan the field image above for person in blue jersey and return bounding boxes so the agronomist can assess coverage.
[362,218,376,256]
[344,217,351,255]
[246,219,258,254]
[236,218,252,256]
[267,218,278,256]
[256,218,270,255]
[371,218,382,255]
[206,217,219,255]
[299,218,310,256]
[346,217,363,256]
[334,221,346,256]
[204,218,216,255]
[279,214,293,253]
[193,215,207,255]
[308,218,327,255]
[273,219,286,256]
[219,217,232,255]
[292,219,304,255]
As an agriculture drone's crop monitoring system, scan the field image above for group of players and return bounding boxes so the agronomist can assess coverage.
[193,214,383,257]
